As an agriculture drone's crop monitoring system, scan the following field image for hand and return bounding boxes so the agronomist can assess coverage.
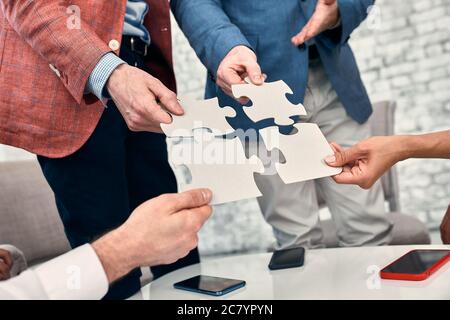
[106,64,184,133]
[291,0,339,46]
[217,46,266,103]
[0,249,13,281]
[324,136,405,189]
[92,189,213,283]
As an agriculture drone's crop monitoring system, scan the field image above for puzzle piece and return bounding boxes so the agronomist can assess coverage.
[259,123,342,184]
[169,136,264,205]
[161,96,236,137]
[232,80,307,126]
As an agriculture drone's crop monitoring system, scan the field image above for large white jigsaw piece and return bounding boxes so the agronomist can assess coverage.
[169,135,264,205]
[161,96,236,137]
[232,80,307,126]
[260,123,342,184]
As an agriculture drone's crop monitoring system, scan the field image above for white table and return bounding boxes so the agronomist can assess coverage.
[136,245,450,300]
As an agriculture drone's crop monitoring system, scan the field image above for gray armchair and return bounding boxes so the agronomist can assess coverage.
[0,160,70,266]
[320,101,431,247]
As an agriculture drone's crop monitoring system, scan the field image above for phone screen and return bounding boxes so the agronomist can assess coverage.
[269,247,305,270]
[382,250,450,274]
[174,275,245,295]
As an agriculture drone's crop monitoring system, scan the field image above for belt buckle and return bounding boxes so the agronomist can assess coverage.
[130,37,148,57]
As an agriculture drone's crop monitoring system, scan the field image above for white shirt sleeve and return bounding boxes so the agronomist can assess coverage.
[0,244,108,300]
[0,244,28,277]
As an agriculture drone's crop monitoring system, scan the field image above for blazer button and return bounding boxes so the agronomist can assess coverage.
[108,39,120,51]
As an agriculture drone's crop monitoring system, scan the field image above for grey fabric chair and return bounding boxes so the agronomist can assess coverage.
[319,101,431,247]
[0,160,70,266]
[0,160,155,285]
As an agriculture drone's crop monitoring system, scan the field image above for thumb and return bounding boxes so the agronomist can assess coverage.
[325,143,361,167]
[167,188,213,213]
[243,59,263,85]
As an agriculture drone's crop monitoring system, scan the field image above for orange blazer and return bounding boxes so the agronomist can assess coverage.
[0,0,176,158]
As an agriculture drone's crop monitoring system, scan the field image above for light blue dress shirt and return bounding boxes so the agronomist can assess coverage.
[123,0,151,45]
[86,1,150,100]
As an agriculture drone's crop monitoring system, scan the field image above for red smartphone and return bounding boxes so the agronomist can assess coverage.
[380,249,450,281]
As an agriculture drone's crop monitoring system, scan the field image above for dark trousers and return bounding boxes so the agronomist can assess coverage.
[37,44,199,300]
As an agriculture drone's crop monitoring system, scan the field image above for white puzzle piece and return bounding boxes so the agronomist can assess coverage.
[232,80,307,126]
[260,123,342,184]
[169,136,264,205]
[161,96,236,137]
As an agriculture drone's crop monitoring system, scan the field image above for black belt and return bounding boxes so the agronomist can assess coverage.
[121,35,149,57]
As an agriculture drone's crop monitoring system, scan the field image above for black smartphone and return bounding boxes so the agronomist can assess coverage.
[268,246,305,270]
[174,275,246,296]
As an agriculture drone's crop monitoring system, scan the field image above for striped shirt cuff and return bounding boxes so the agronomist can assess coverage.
[86,52,126,100]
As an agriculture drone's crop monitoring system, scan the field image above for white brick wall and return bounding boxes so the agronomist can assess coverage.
[351,0,450,227]
[170,0,450,230]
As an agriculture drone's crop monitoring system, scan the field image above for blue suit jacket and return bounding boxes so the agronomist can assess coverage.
[171,0,374,131]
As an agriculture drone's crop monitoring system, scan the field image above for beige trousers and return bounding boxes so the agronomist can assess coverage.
[252,59,393,249]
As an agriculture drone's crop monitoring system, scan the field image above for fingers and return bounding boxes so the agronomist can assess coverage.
[219,71,267,104]
[129,105,171,131]
[237,73,267,104]
[242,59,263,85]
[0,260,10,280]
[216,46,266,103]
[109,66,177,132]
[330,142,343,152]
[332,169,359,185]
[183,205,213,232]
[147,102,172,125]
[0,250,13,268]
[147,79,184,116]
[291,0,339,46]
[325,143,363,167]
[291,19,314,46]
[326,142,373,187]
[333,172,375,189]
[237,97,250,105]
[164,189,213,213]
[331,162,376,189]
[291,24,309,46]
[123,88,172,131]
[218,69,247,97]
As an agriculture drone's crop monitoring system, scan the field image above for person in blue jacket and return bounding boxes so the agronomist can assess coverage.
[172,0,392,248]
